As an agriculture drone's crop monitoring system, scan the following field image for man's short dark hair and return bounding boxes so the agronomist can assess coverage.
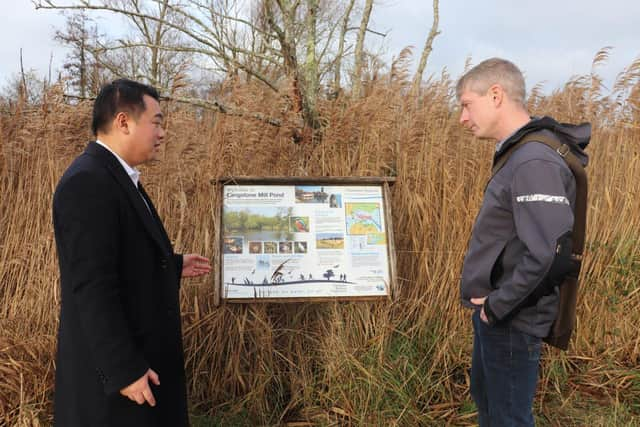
[92,79,160,136]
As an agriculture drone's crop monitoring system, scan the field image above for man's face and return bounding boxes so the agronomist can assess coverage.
[458,87,498,140]
[127,95,165,165]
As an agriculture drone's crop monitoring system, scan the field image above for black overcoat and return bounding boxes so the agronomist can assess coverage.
[52,142,188,427]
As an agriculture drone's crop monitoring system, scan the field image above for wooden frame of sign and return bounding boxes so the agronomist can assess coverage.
[212,176,397,305]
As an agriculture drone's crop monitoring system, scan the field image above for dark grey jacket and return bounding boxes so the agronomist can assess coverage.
[461,117,590,338]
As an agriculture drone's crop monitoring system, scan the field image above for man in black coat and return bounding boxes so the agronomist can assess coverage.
[52,79,211,426]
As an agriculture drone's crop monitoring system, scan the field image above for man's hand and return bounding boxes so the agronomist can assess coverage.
[120,369,160,406]
[470,297,489,324]
[182,254,211,278]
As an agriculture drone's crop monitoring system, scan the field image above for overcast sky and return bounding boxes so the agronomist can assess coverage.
[2,0,639,94]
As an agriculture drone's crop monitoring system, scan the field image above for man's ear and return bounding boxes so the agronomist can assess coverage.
[488,84,504,107]
[113,111,131,135]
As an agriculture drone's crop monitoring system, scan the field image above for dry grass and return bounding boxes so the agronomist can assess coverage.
[1,57,639,426]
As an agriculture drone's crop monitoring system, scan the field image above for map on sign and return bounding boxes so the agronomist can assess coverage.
[345,203,382,235]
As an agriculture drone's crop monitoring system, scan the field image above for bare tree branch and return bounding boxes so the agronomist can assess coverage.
[167,95,283,126]
[34,0,390,135]
[352,0,373,98]
[333,0,355,95]
[412,0,440,93]
[20,48,28,103]
[346,26,387,38]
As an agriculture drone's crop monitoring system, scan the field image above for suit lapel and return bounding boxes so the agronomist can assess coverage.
[85,142,170,252]
[138,182,173,250]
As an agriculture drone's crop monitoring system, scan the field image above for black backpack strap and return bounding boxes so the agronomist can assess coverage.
[491,131,587,255]
[491,131,589,350]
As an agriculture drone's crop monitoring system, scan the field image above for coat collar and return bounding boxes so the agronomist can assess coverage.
[85,141,172,253]
[493,116,591,168]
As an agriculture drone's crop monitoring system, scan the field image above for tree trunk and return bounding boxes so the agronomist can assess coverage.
[352,0,373,99]
[269,0,321,133]
[79,36,87,99]
[303,0,319,129]
[269,0,302,114]
[412,0,440,93]
[151,0,170,87]
[333,0,355,96]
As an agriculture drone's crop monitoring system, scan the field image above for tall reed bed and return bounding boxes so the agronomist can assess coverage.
[1,57,639,425]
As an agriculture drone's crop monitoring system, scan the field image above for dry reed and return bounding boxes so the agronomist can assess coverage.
[1,56,639,426]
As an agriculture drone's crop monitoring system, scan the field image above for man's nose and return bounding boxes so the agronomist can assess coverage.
[459,110,467,125]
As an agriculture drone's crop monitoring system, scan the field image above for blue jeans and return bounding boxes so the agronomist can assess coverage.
[471,309,542,427]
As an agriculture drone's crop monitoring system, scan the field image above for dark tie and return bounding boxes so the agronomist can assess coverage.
[137,182,172,250]
[137,181,153,215]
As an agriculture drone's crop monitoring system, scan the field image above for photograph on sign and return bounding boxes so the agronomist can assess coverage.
[221,183,391,301]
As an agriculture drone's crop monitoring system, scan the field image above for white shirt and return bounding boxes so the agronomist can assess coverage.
[95,139,141,188]
[95,140,152,213]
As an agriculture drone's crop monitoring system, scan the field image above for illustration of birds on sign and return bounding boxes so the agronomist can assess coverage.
[293,217,309,232]
[271,258,291,283]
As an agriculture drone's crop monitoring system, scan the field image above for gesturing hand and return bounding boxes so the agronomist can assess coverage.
[182,253,212,278]
[120,369,160,406]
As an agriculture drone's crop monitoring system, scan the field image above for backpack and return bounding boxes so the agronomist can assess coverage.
[491,131,588,350]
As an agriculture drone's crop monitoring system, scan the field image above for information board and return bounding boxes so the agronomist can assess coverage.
[215,177,396,303]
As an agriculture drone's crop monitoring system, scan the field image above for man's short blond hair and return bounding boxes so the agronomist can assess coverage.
[456,58,526,106]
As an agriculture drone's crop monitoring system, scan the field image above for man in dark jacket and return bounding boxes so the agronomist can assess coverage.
[457,58,589,426]
[52,79,211,426]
